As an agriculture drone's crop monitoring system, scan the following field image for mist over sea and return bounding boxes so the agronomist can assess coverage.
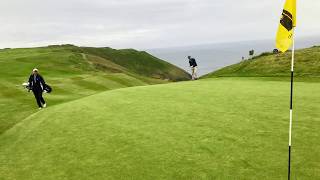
[147,37,320,76]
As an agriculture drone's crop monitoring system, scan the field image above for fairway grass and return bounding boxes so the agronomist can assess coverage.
[0,45,189,134]
[1,78,319,179]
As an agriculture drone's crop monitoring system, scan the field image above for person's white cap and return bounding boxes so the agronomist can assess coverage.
[32,68,39,72]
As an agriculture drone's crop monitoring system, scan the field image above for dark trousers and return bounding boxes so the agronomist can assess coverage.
[32,89,46,108]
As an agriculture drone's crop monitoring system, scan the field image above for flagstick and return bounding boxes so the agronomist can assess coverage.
[288,34,295,180]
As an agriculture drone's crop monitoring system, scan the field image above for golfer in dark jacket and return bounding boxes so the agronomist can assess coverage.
[188,56,198,80]
[28,68,47,109]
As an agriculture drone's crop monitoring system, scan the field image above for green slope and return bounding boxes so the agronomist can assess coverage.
[0,45,190,134]
[203,46,320,78]
[81,47,190,81]
[1,78,319,179]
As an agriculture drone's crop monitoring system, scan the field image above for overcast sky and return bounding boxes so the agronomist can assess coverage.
[0,0,319,49]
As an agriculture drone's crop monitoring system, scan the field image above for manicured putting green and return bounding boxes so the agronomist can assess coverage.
[1,78,319,179]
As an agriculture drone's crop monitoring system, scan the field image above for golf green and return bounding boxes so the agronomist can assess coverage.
[1,78,319,179]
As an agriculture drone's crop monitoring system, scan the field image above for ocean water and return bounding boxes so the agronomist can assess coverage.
[147,37,320,76]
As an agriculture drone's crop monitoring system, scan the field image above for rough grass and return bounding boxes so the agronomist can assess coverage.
[81,47,191,81]
[1,78,319,179]
[203,46,320,78]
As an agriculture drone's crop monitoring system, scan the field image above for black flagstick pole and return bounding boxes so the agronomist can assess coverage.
[288,32,295,180]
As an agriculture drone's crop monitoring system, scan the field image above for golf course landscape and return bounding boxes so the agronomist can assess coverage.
[0,45,190,135]
[1,45,320,179]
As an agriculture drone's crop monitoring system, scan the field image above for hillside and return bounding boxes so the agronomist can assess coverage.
[0,45,190,134]
[203,46,320,78]
[1,78,319,179]
[80,47,190,81]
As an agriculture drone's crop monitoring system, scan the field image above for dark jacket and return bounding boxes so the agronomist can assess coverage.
[28,74,46,91]
[189,58,198,67]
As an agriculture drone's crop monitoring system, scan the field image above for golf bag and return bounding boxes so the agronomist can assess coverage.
[22,82,52,93]
[43,84,52,93]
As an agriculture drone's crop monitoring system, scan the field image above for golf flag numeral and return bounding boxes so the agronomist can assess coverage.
[280,10,293,31]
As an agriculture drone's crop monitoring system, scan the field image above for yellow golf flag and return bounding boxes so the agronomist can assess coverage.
[276,0,296,52]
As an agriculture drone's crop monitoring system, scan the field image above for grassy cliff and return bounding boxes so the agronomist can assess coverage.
[203,46,320,78]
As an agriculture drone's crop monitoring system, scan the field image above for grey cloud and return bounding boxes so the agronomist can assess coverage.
[0,0,319,49]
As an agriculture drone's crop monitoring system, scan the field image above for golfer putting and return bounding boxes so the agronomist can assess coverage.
[188,56,198,80]
[28,68,47,109]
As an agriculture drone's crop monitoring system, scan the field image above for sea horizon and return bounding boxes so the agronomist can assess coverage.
[147,36,320,76]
